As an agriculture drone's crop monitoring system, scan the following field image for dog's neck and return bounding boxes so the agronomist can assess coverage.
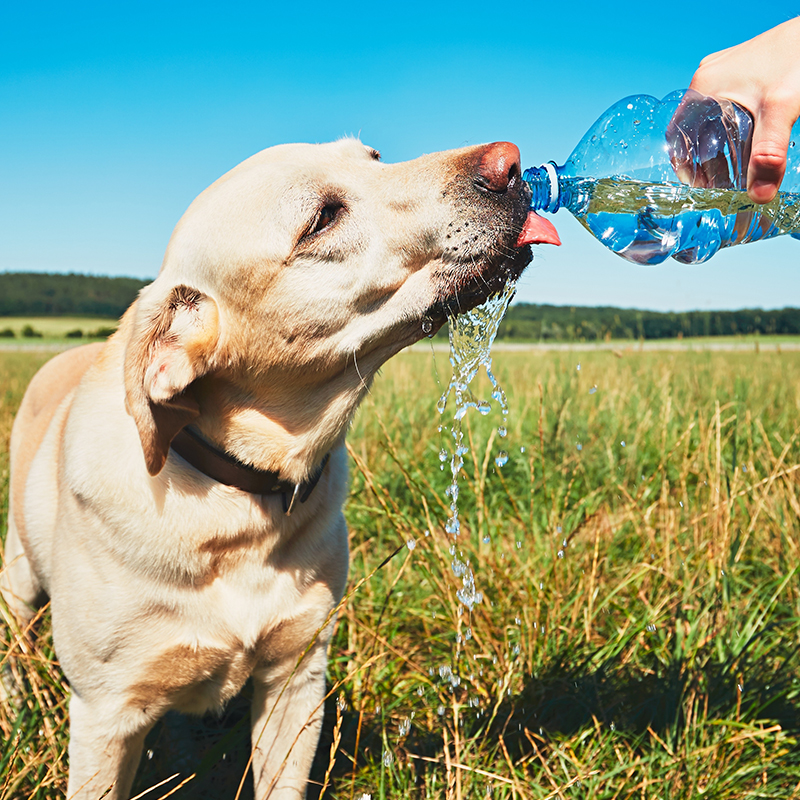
[170,425,329,514]
[186,368,369,485]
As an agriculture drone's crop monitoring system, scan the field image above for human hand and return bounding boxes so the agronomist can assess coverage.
[683,17,800,203]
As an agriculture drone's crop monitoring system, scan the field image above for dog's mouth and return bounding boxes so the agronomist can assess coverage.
[426,209,560,328]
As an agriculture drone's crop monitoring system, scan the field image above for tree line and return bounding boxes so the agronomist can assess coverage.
[2,272,799,341]
[496,304,800,341]
[0,272,147,317]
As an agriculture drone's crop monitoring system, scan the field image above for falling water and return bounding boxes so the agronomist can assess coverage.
[437,279,516,614]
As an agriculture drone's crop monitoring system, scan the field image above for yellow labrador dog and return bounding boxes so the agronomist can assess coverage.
[1,139,558,798]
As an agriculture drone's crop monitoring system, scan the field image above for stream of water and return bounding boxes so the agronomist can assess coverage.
[437,279,517,619]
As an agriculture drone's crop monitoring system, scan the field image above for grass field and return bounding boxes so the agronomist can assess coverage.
[0,316,119,342]
[2,344,800,798]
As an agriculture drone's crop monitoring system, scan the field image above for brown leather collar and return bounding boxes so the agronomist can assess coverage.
[170,425,329,515]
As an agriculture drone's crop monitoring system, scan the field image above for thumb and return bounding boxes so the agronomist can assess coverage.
[747,109,795,203]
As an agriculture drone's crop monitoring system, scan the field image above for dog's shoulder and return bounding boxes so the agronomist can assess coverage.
[23,342,105,413]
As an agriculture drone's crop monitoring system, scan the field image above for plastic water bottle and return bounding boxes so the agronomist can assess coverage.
[524,89,800,264]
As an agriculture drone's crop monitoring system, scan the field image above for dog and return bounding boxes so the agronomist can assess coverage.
[0,138,558,798]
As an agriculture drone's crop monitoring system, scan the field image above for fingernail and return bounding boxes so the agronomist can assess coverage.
[749,180,777,203]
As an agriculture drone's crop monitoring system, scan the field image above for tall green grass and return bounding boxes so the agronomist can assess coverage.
[2,346,800,798]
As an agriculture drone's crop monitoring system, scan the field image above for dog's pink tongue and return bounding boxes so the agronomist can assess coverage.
[517,212,561,246]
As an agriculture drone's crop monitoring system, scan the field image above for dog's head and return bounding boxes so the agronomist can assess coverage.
[122,139,558,479]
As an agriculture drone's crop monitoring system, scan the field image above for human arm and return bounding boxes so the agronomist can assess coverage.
[687,17,800,203]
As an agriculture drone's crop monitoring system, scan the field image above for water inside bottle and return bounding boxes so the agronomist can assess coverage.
[567,177,800,264]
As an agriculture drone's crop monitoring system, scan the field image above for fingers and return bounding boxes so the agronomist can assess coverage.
[748,108,795,203]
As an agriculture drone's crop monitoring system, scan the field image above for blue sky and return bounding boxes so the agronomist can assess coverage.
[1,1,797,311]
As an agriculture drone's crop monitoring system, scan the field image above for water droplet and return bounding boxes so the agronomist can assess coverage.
[337,694,347,712]
[516,540,522,549]
[437,705,446,716]
[576,362,581,371]
[557,550,565,559]
[742,465,747,472]
[383,750,394,767]
[620,441,626,447]
[610,722,615,731]
[497,426,507,438]
[576,443,582,451]
[406,538,416,551]
[737,683,744,693]
[679,501,683,508]
[556,525,562,533]
[422,319,433,335]
[477,401,491,415]
[439,448,448,462]
[416,686,425,696]
[626,103,633,109]
[519,446,525,453]
[482,535,490,544]
[589,386,597,395]
[399,717,411,736]
[495,451,508,468]
[646,624,656,632]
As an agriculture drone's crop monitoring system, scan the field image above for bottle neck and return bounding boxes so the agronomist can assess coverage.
[523,163,562,212]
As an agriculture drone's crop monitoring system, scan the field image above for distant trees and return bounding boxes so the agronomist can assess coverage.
[495,304,800,342]
[0,272,147,318]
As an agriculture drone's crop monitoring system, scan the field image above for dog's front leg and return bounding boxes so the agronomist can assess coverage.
[250,642,329,799]
[66,692,153,800]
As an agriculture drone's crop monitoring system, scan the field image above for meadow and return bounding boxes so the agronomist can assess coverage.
[0,317,118,342]
[2,343,800,798]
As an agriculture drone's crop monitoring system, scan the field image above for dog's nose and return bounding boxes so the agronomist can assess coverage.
[474,142,521,193]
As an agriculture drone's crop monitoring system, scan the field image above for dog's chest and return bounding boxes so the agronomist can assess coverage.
[129,566,334,716]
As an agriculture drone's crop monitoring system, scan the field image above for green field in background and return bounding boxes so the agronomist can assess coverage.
[0,316,119,340]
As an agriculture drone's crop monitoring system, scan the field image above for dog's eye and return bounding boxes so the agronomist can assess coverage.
[306,202,344,238]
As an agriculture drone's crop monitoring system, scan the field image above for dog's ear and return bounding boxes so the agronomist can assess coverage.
[124,284,220,476]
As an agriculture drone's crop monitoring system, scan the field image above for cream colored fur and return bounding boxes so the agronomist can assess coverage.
[0,138,533,798]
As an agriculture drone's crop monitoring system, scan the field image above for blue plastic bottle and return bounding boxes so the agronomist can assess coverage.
[524,89,800,264]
